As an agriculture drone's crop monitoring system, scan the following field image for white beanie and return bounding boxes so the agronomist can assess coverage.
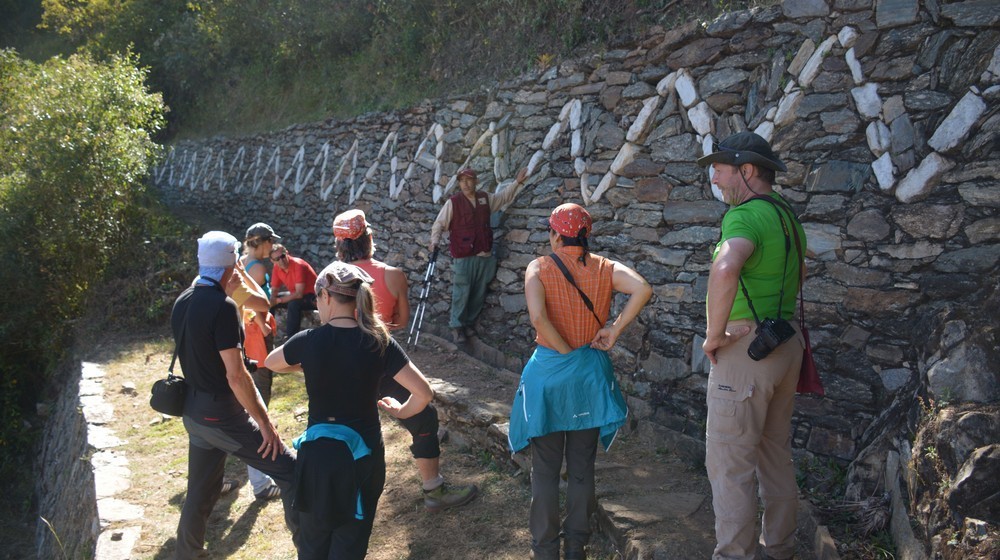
[197,231,239,268]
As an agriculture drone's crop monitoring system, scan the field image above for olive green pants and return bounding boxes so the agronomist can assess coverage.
[448,255,497,329]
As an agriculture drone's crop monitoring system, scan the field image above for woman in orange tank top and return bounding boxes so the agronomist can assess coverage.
[332,209,480,513]
[511,203,652,560]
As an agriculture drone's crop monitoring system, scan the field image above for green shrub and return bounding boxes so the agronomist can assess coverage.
[0,48,165,472]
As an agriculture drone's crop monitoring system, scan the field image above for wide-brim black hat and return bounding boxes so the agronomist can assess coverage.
[696,131,787,172]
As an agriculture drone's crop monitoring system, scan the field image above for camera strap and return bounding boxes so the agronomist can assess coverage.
[737,195,803,326]
[548,253,604,327]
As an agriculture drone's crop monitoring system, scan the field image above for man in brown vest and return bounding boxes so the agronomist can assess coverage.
[429,167,528,343]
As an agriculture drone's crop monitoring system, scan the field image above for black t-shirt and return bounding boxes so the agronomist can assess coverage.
[170,281,243,395]
[283,324,408,437]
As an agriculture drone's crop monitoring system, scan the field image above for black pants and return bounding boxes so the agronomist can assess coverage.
[273,293,317,338]
[176,392,298,559]
[295,439,386,560]
[529,428,599,559]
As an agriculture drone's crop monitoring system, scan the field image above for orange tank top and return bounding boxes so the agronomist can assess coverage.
[354,259,397,325]
[535,247,615,350]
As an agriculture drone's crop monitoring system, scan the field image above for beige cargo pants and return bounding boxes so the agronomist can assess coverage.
[705,319,804,560]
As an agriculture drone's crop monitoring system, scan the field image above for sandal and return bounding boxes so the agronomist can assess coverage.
[220,479,240,495]
[254,482,281,501]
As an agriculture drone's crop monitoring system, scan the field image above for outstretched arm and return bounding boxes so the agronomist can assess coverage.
[264,344,303,374]
[490,167,530,211]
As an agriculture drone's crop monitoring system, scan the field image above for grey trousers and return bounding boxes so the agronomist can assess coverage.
[176,396,298,560]
[529,428,599,559]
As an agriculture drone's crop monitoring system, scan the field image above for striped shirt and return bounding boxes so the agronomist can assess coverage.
[535,246,615,350]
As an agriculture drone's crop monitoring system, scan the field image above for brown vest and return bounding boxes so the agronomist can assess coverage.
[448,192,493,258]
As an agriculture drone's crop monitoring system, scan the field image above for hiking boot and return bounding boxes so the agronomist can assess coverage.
[451,328,467,344]
[464,325,477,338]
[423,482,478,512]
[220,479,240,496]
[254,482,281,501]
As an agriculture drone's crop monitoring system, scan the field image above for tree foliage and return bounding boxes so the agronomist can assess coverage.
[23,0,690,135]
[0,48,164,465]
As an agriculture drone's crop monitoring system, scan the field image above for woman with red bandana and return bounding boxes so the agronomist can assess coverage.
[508,203,652,560]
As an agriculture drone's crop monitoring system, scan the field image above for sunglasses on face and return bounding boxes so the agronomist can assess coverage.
[270,254,287,262]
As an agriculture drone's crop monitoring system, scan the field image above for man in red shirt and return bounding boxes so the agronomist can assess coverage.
[269,243,318,339]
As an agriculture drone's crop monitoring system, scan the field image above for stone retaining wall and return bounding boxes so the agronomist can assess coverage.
[154,0,999,498]
[34,363,99,559]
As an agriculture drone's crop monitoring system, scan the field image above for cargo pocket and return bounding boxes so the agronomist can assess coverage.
[706,381,750,442]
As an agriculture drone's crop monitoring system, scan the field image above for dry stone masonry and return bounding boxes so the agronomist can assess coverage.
[150,0,998,555]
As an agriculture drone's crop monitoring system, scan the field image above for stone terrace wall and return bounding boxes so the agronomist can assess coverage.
[155,0,999,476]
[34,362,98,559]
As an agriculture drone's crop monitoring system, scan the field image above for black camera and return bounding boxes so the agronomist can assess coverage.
[747,318,796,361]
[244,356,258,373]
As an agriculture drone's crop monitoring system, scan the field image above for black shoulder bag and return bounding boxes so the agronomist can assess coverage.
[150,293,192,416]
[548,253,603,327]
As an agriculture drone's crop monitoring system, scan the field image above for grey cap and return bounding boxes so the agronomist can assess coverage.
[245,222,281,241]
[197,231,239,268]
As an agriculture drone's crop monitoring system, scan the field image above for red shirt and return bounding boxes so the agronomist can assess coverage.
[271,255,318,296]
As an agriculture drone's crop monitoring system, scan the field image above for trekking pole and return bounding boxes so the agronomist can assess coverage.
[407,248,439,347]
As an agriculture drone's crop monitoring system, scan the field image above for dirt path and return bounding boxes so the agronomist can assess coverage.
[88,330,623,559]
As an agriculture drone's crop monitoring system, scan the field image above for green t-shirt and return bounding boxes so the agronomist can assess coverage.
[712,193,805,321]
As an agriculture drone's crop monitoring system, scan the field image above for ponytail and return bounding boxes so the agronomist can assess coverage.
[354,283,390,354]
[558,227,590,265]
[577,232,589,265]
[326,281,390,355]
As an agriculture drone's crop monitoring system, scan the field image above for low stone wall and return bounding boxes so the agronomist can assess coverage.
[154,2,999,552]
[34,362,98,559]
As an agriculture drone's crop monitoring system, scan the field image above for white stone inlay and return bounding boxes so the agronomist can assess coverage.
[872,152,895,191]
[852,83,882,119]
[928,90,987,153]
[675,69,698,108]
[799,35,838,88]
[895,152,955,203]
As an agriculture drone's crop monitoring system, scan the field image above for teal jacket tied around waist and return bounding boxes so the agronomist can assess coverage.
[508,345,628,453]
[293,423,371,520]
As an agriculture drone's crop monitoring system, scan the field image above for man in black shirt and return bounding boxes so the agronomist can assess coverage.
[171,231,298,559]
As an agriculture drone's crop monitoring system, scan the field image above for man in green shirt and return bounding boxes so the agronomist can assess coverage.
[698,132,807,560]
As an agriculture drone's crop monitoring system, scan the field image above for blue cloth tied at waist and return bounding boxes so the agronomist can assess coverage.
[293,423,371,520]
[508,345,627,453]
